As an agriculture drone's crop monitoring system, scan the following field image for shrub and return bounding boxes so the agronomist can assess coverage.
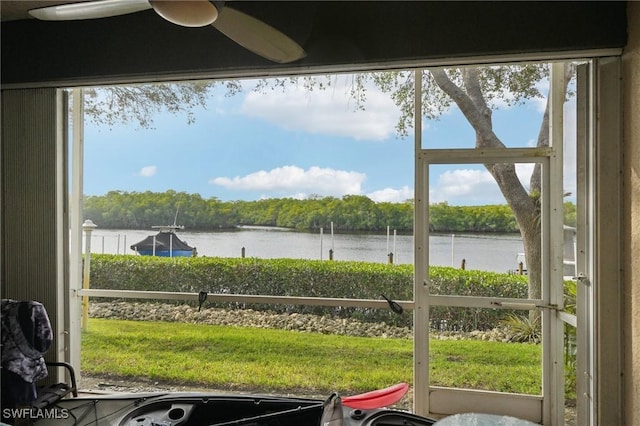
[88,254,528,331]
[501,313,541,343]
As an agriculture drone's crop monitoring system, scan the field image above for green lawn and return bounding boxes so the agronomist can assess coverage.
[82,318,542,395]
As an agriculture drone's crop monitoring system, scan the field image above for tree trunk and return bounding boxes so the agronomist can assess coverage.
[430,69,543,305]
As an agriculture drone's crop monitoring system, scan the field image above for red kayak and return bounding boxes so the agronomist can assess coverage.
[342,382,409,409]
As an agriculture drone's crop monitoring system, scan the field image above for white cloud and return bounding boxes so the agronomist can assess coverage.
[210,165,366,197]
[367,186,414,203]
[239,77,399,141]
[515,163,535,188]
[138,165,157,177]
[429,165,537,205]
[534,79,550,113]
[430,168,503,204]
[433,169,496,200]
[532,97,548,114]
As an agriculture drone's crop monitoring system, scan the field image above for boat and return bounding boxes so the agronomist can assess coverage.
[28,383,441,426]
[130,225,196,257]
[23,383,537,425]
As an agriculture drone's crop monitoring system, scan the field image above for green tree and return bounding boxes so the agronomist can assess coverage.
[82,81,240,129]
[357,66,572,303]
[85,190,522,234]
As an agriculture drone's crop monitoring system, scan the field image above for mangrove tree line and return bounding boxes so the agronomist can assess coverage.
[83,190,577,233]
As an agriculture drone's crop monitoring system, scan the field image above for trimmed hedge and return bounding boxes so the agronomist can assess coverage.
[89,254,528,331]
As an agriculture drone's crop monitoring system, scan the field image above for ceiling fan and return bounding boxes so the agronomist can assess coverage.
[28,0,306,63]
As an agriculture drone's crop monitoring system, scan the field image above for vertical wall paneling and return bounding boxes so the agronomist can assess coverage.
[594,57,624,426]
[1,88,63,380]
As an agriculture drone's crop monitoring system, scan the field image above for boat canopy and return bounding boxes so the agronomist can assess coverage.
[130,231,194,252]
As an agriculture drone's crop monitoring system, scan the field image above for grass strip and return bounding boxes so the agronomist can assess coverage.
[81,318,541,395]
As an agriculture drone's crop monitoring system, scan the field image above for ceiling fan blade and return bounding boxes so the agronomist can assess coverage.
[212,7,306,64]
[149,0,218,27]
[29,0,151,21]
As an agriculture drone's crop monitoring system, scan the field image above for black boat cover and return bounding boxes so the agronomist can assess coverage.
[130,232,194,252]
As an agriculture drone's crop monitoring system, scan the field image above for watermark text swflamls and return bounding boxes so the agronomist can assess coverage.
[2,407,70,421]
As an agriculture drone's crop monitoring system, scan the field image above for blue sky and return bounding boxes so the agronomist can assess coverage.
[83,73,572,205]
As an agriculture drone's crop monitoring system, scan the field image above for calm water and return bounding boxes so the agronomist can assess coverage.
[86,226,524,273]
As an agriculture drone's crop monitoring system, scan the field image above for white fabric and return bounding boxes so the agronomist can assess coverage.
[434,413,539,426]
